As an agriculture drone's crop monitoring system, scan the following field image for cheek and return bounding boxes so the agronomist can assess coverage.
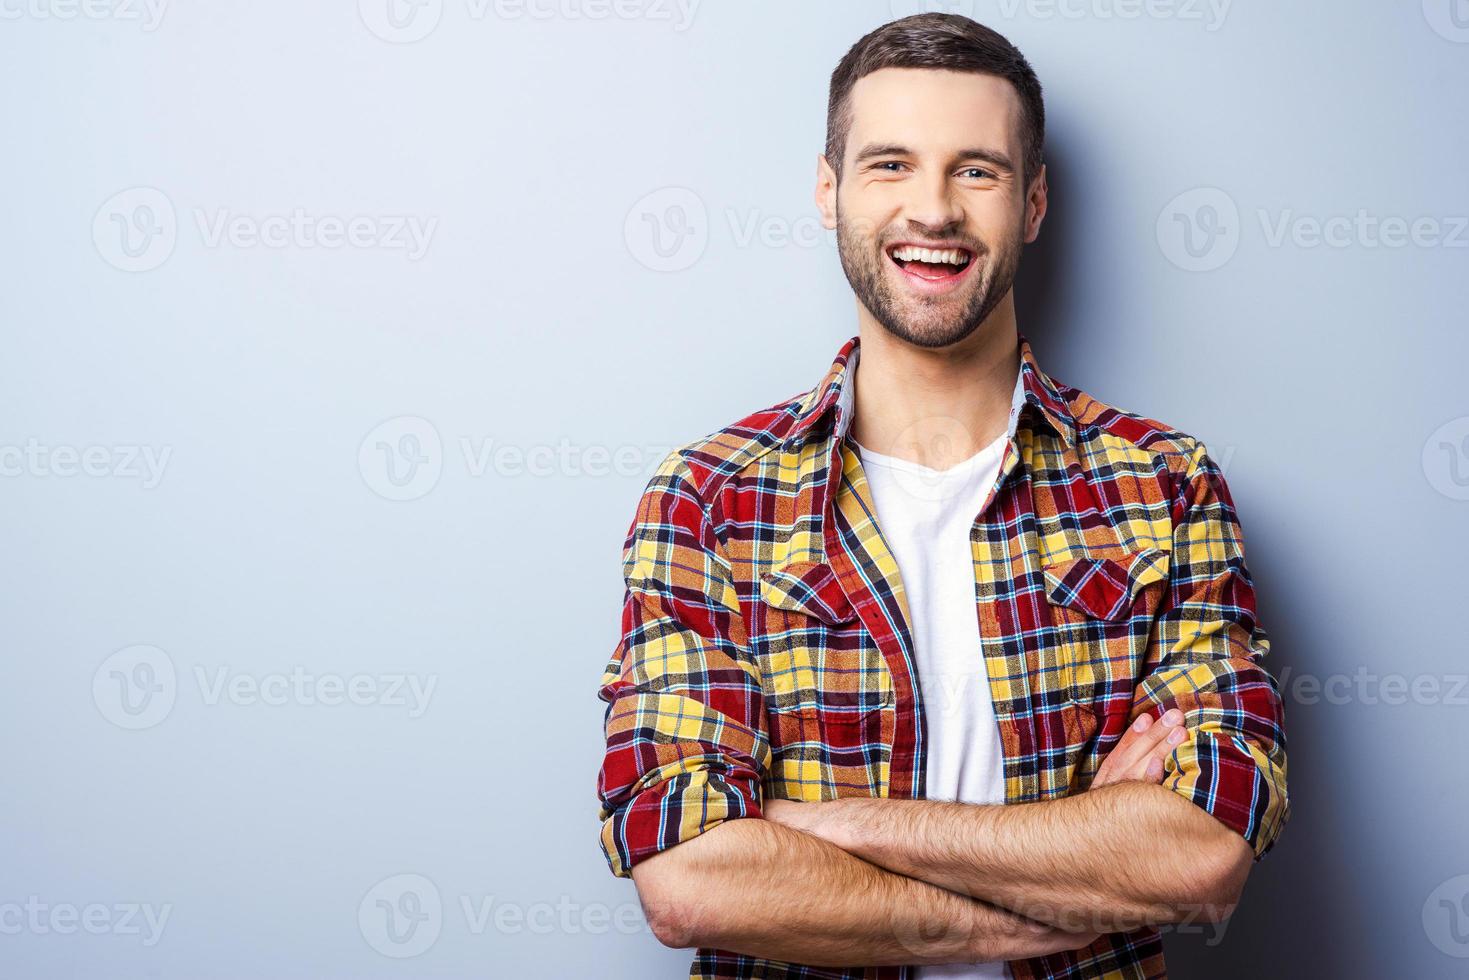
[841,185,905,236]
[970,198,1028,237]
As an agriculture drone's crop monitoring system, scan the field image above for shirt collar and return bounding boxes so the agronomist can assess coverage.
[781,331,1077,451]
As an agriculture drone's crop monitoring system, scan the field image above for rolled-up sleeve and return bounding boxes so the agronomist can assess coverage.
[1139,440,1290,859]
[595,449,771,878]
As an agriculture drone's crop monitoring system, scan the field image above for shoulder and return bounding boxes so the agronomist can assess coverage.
[1050,377,1221,491]
[646,390,809,501]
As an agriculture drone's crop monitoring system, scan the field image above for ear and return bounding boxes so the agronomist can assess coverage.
[815,153,838,230]
[1023,162,1048,244]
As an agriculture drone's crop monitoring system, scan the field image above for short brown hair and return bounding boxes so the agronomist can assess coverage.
[825,13,1045,188]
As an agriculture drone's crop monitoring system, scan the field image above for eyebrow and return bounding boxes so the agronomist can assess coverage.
[853,142,1016,173]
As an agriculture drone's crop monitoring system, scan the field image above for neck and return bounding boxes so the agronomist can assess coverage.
[848,296,1022,471]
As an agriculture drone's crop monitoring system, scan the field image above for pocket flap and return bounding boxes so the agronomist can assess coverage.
[759,560,858,625]
[1042,547,1171,622]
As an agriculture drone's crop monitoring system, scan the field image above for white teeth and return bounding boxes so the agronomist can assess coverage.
[890,245,969,265]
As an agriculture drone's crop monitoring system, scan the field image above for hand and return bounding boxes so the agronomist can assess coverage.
[762,798,827,835]
[762,798,862,852]
[980,908,1101,962]
[771,799,1102,962]
[1091,707,1188,788]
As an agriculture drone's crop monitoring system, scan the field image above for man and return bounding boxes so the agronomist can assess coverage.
[596,13,1288,979]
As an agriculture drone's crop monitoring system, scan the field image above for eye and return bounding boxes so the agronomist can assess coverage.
[872,161,908,173]
[958,167,995,180]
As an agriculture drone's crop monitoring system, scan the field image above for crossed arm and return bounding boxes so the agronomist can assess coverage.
[631,708,1241,965]
[760,721,1254,933]
[630,802,1096,966]
[599,444,1287,967]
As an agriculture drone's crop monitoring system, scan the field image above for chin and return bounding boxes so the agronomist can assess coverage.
[886,296,986,345]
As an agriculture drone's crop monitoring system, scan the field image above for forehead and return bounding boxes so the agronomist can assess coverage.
[845,67,1022,160]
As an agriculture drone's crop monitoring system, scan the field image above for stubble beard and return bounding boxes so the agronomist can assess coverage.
[835,205,1023,350]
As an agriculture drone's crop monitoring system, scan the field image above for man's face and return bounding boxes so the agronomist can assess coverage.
[820,67,1043,349]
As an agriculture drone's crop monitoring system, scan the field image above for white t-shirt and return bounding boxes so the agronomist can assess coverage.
[851,365,1026,980]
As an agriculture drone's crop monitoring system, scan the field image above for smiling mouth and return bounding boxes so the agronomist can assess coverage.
[886,243,975,282]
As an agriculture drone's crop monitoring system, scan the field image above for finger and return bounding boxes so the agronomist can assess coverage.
[1128,709,1186,773]
[1128,715,1188,780]
[1108,707,1181,778]
[1095,712,1153,782]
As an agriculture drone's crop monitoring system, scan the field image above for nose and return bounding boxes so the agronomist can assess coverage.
[903,169,965,233]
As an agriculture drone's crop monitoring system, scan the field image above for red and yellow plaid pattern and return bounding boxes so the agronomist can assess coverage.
[597,333,1289,979]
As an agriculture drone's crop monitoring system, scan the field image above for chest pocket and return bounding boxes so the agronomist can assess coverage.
[1039,546,1172,710]
[760,561,859,630]
[756,560,892,800]
[1042,547,1171,622]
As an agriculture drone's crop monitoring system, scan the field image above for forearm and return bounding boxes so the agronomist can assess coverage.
[631,813,1087,967]
[807,783,1251,931]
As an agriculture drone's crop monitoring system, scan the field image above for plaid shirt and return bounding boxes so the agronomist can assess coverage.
[596,333,1289,979]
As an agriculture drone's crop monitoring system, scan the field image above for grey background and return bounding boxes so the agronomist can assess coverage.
[2,0,1466,977]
